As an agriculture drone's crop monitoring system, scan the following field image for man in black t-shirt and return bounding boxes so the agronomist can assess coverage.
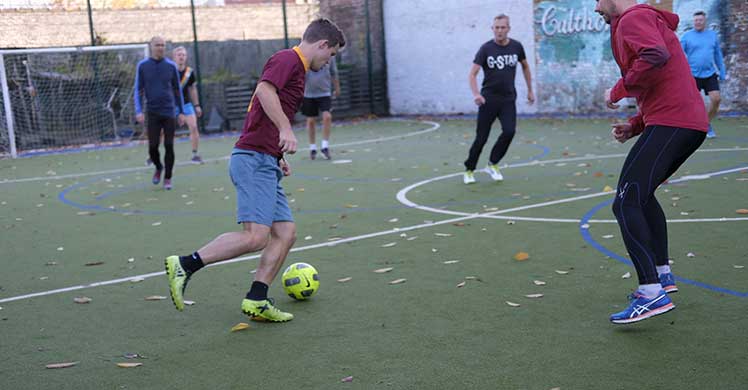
[464,14,534,184]
[173,46,204,163]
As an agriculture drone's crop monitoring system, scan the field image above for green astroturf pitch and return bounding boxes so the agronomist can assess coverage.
[1,117,747,389]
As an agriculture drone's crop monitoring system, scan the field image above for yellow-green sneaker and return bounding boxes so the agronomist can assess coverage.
[241,298,294,322]
[165,255,191,311]
[486,164,504,181]
[463,170,476,184]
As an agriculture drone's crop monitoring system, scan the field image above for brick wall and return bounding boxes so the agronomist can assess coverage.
[0,3,318,48]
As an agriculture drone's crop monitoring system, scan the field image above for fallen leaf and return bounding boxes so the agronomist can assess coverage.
[74,296,92,304]
[431,248,438,253]
[464,276,481,281]
[389,278,407,285]
[388,218,399,223]
[337,277,352,283]
[406,236,418,241]
[127,258,135,263]
[76,211,95,216]
[603,185,614,192]
[46,362,79,369]
[456,281,466,288]
[45,261,58,266]
[533,280,546,286]
[373,267,394,273]
[304,235,313,240]
[602,234,614,239]
[130,278,144,283]
[344,204,359,208]
[327,236,342,242]
[687,252,696,258]
[443,260,460,264]
[733,265,744,269]
[231,323,251,332]
[341,376,354,383]
[297,188,305,192]
[84,261,104,266]
[381,242,397,248]
[555,270,569,275]
[580,224,590,229]
[57,247,64,251]
[151,221,162,226]
[506,220,515,225]
[144,295,167,301]
[514,252,530,261]
[505,301,521,307]
[453,222,465,227]
[565,183,577,188]
[736,209,748,215]
[525,294,544,298]
[116,362,142,368]
[184,300,195,306]
[434,233,452,237]
[484,207,499,212]
[593,172,604,177]
[622,272,631,279]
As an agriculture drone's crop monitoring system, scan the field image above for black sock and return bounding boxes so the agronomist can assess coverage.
[246,281,269,301]
[179,252,204,274]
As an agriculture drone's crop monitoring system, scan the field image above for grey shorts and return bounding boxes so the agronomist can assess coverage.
[229,148,293,227]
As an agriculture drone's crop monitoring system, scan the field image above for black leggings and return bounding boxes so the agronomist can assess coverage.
[464,96,517,171]
[147,113,176,179]
[612,125,705,285]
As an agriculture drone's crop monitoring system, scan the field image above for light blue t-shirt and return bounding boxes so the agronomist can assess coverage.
[680,29,726,79]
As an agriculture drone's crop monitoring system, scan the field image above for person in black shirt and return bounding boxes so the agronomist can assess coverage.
[464,14,534,184]
[173,46,204,163]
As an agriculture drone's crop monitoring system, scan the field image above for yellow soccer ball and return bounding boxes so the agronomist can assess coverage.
[281,262,320,300]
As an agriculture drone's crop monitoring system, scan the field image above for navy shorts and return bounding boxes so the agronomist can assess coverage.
[229,148,293,227]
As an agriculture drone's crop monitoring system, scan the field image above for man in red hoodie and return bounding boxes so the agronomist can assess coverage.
[595,0,708,324]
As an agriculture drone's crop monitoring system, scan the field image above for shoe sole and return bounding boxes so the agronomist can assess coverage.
[164,257,185,311]
[663,285,678,293]
[241,307,292,323]
[611,302,675,324]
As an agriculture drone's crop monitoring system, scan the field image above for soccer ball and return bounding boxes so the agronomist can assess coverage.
[281,262,320,300]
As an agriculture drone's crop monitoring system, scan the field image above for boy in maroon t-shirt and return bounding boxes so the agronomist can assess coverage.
[164,19,345,322]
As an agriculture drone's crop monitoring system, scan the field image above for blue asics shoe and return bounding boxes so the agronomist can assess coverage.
[706,124,716,139]
[610,290,675,324]
[659,273,678,293]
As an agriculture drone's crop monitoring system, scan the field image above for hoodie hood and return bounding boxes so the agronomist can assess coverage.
[612,4,680,32]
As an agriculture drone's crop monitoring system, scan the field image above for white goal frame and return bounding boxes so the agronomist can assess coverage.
[0,44,149,158]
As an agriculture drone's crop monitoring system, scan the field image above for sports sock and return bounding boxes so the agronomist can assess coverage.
[637,283,662,298]
[656,265,671,276]
[246,281,269,301]
[321,139,329,149]
[179,252,204,274]
[309,144,317,151]
[192,149,198,157]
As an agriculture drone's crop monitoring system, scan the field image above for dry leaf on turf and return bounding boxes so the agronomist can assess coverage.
[456,281,466,288]
[337,277,352,283]
[434,233,452,237]
[144,295,167,301]
[593,172,604,178]
[151,221,162,226]
[514,252,530,261]
[407,236,418,241]
[381,242,397,248]
[533,280,546,286]
[130,278,144,283]
[76,211,95,216]
[46,362,79,369]
[84,261,104,266]
[373,267,394,273]
[184,300,195,306]
[231,323,251,332]
[341,376,354,383]
[431,248,438,253]
[453,222,465,227]
[389,278,407,285]
[388,218,399,223]
[525,294,544,298]
[443,260,460,264]
[736,209,748,214]
[344,204,358,208]
[116,362,142,368]
[622,272,631,279]
[602,234,614,239]
[73,296,92,304]
[505,301,521,307]
[734,265,745,269]
[555,270,569,275]
[603,185,614,192]
[464,276,481,281]
[687,252,696,258]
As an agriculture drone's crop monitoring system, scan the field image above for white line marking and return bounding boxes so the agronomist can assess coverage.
[0,120,441,184]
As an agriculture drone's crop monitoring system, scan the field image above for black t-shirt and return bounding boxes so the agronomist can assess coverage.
[178,66,196,104]
[473,39,526,100]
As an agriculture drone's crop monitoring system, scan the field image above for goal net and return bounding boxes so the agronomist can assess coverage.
[0,44,148,158]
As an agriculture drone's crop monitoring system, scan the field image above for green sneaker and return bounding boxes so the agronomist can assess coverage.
[241,298,294,322]
[463,170,476,184]
[165,255,191,311]
[486,164,504,181]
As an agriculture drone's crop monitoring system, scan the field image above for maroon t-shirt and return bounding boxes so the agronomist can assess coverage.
[235,47,309,157]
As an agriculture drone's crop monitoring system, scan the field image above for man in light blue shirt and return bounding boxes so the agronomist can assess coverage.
[681,10,726,138]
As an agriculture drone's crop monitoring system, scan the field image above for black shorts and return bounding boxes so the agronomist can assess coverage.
[301,96,332,117]
[694,73,720,95]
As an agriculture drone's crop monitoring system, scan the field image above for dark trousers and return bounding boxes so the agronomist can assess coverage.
[612,125,705,285]
[464,96,517,171]
[147,113,176,179]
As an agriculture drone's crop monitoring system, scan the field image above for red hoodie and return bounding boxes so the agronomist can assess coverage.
[609,4,708,134]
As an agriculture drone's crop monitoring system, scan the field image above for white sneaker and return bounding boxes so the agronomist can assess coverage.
[463,170,476,184]
[486,164,504,181]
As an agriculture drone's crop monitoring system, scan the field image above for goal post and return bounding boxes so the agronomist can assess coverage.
[0,44,149,158]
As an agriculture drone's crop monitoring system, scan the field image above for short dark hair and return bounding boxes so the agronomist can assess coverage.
[494,14,510,22]
[303,18,346,49]
[694,10,706,17]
